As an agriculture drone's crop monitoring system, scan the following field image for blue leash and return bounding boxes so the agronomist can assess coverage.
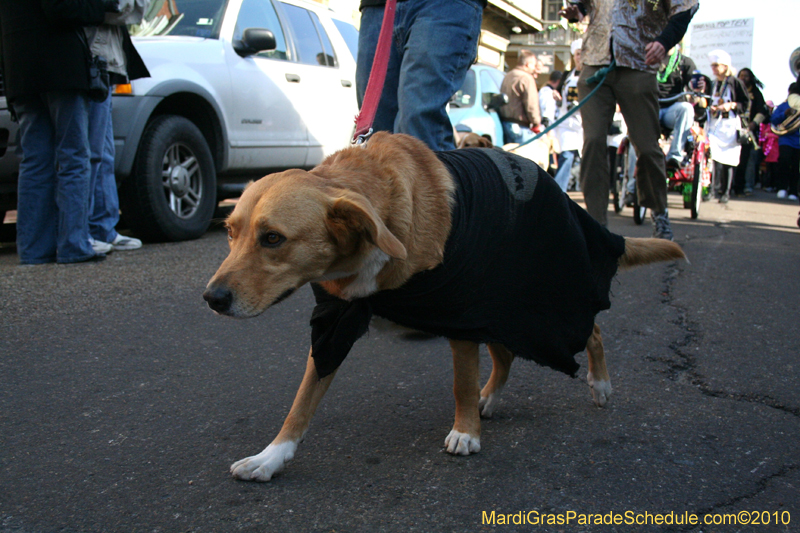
[508,60,616,152]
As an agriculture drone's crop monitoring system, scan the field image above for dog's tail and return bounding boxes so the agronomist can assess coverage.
[618,237,686,269]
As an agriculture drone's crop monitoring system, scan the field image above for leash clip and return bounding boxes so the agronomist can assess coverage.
[354,128,373,146]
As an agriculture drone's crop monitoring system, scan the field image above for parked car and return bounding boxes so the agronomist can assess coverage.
[448,63,506,147]
[0,0,359,242]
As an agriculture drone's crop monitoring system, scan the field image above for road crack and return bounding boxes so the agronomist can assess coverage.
[653,262,800,419]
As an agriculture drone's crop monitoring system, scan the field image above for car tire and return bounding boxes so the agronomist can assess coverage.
[121,115,216,242]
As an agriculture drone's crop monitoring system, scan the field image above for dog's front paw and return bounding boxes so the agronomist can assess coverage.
[230,441,297,482]
[444,430,480,456]
[587,372,613,407]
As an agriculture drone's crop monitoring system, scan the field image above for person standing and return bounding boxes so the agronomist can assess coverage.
[734,68,767,195]
[0,0,117,264]
[539,70,563,128]
[657,47,698,170]
[771,83,800,201]
[499,49,543,145]
[85,2,150,253]
[552,39,584,192]
[561,0,699,240]
[705,50,750,203]
[356,0,485,151]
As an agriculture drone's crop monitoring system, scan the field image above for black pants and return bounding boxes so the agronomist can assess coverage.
[776,145,800,196]
[713,161,734,197]
[733,142,753,194]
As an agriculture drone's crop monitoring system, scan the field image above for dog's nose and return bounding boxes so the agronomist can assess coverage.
[203,285,233,313]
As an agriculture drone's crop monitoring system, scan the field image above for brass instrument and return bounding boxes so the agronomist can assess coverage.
[771,48,800,136]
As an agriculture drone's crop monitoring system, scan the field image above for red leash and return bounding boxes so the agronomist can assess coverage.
[353,0,397,144]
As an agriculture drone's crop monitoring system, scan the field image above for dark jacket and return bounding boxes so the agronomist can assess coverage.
[0,0,111,101]
[309,148,626,379]
[657,53,696,108]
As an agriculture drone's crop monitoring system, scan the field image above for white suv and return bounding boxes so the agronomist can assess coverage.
[0,0,358,241]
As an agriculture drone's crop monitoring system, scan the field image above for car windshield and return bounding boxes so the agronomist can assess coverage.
[130,0,228,38]
[450,69,476,108]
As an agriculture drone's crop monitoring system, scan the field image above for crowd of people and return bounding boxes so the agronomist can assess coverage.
[3,0,798,266]
[519,27,800,214]
[0,0,147,265]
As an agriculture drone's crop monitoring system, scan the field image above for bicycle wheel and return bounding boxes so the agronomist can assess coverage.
[613,147,627,214]
[690,159,702,219]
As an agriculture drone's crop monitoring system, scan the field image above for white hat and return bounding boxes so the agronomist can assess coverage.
[570,39,583,56]
[708,49,731,66]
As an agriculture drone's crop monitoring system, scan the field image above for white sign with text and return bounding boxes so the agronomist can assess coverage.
[687,18,754,76]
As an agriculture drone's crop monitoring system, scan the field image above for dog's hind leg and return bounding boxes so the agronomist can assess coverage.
[230,349,336,481]
[586,324,612,407]
[479,343,515,418]
[445,339,482,455]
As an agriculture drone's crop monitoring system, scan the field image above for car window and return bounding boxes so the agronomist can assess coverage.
[280,3,334,67]
[130,0,228,38]
[480,70,500,94]
[488,69,505,90]
[234,0,288,60]
[332,19,358,60]
[450,69,476,108]
[311,11,337,67]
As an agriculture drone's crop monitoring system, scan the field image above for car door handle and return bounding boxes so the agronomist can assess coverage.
[286,73,301,83]
[341,79,352,87]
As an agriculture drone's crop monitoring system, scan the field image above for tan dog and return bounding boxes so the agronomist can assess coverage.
[457,132,493,149]
[204,132,685,482]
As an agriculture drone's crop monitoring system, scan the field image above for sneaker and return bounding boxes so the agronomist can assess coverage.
[89,238,113,254]
[789,194,800,201]
[777,189,788,199]
[666,158,681,171]
[719,194,730,204]
[743,187,754,195]
[651,210,674,241]
[111,234,142,251]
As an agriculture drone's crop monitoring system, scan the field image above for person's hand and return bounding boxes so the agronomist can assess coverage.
[559,5,581,21]
[553,92,562,102]
[645,42,666,66]
[532,124,544,134]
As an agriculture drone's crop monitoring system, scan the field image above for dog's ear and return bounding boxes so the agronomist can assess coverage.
[326,192,407,260]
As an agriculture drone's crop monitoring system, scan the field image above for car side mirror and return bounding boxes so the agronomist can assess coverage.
[234,28,277,57]
[484,92,508,111]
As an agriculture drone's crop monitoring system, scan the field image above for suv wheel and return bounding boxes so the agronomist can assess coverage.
[121,115,216,241]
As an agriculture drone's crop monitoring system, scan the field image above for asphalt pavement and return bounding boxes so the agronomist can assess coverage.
[1,189,798,533]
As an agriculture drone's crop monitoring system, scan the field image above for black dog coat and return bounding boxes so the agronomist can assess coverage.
[309,148,626,379]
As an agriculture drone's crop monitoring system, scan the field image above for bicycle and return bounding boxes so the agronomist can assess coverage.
[613,91,711,223]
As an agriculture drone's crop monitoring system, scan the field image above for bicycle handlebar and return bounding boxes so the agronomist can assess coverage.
[658,91,707,105]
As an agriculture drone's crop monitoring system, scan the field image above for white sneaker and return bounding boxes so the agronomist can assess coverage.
[777,189,787,199]
[89,238,113,254]
[789,194,799,201]
[111,234,142,251]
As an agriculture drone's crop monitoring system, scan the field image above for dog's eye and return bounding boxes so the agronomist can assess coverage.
[260,231,285,248]
[226,228,233,242]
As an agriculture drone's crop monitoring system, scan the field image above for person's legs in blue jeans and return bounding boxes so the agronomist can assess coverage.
[16,91,94,263]
[15,95,59,264]
[660,101,693,164]
[554,149,575,192]
[48,91,95,263]
[88,87,120,244]
[394,0,482,150]
[357,0,482,151]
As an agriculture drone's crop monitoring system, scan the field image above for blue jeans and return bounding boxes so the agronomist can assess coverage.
[554,149,577,192]
[356,0,482,151]
[88,87,120,244]
[501,120,536,146]
[15,91,95,264]
[659,102,693,163]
